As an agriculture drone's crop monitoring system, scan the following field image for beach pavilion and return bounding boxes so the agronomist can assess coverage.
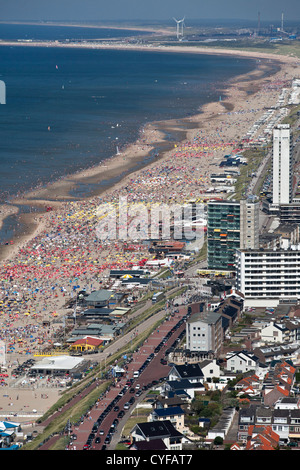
[85,290,114,308]
[29,355,89,377]
[69,336,103,354]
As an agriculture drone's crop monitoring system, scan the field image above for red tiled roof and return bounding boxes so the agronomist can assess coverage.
[73,336,103,347]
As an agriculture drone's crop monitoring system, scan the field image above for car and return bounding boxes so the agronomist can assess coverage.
[160,359,167,365]
[135,384,140,389]
[129,397,135,404]
[113,405,119,412]
[99,429,105,435]
[121,439,131,446]
[117,410,125,418]
[136,390,142,397]
[95,437,101,444]
[104,435,111,444]
[123,402,130,410]
[83,444,90,450]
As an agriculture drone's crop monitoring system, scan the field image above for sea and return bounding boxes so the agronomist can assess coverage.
[0,22,259,242]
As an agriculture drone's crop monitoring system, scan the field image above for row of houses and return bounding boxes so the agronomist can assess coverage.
[125,350,300,450]
[128,361,227,450]
[238,400,300,445]
[230,360,299,448]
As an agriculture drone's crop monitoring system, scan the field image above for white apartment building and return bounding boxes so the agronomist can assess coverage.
[226,350,259,373]
[272,124,293,206]
[240,199,260,250]
[236,248,300,307]
[260,319,300,344]
[186,311,223,354]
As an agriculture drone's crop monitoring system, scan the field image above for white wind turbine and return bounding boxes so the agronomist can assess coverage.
[173,17,185,40]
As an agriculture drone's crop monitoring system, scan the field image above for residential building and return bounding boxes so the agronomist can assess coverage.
[272,124,293,206]
[236,248,300,307]
[225,350,260,374]
[148,407,186,434]
[186,310,223,354]
[239,198,260,250]
[238,404,300,444]
[262,361,296,407]
[245,425,280,450]
[260,321,286,344]
[279,203,300,224]
[207,199,259,270]
[253,343,300,366]
[167,363,204,383]
[198,359,220,381]
[163,379,205,400]
[130,420,191,450]
[207,200,240,270]
[234,374,262,394]
[260,318,300,344]
[274,397,300,410]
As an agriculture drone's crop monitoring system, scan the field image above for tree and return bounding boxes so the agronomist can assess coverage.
[214,436,223,446]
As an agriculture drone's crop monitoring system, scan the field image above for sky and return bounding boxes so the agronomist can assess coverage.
[0,0,299,23]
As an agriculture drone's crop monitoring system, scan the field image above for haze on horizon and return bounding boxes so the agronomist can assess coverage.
[0,0,298,23]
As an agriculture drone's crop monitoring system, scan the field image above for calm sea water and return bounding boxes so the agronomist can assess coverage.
[0,24,257,203]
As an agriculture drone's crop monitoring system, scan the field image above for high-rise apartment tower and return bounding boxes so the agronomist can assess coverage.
[272,124,293,206]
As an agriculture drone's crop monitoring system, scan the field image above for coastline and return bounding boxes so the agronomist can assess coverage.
[0,42,298,420]
[0,38,298,62]
[0,45,297,261]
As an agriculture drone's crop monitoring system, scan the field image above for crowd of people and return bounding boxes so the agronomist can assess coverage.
[0,60,297,362]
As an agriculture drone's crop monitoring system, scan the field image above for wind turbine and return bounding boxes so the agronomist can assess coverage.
[173,17,185,40]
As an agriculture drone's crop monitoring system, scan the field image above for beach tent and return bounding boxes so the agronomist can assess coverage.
[0,421,19,429]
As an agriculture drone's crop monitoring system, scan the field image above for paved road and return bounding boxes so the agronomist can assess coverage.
[72,307,188,451]
[38,304,188,450]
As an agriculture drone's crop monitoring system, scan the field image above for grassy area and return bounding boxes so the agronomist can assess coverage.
[22,381,111,450]
[23,287,188,449]
[234,147,268,199]
[117,407,152,442]
[282,104,300,127]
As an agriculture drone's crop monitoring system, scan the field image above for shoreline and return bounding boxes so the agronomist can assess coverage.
[0,43,298,419]
[0,38,298,63]
[0,46,296,261]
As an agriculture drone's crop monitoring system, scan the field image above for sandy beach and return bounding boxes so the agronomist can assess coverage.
[0,42,299,418]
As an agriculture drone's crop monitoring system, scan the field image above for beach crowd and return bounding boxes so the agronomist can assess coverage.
[0,58,298,362]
